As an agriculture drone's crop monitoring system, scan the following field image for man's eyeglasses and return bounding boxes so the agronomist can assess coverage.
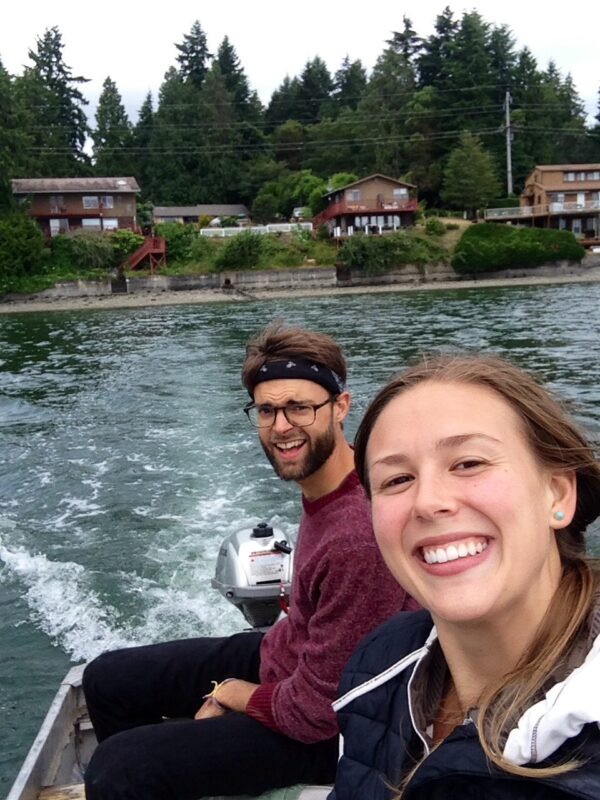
[243,397,337,429]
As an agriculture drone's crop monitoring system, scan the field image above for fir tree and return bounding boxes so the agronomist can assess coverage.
[130,92,154,191]
[22,26,90,174]
[296,57,334,123]
[0,58,26,207]
[386,16,422,63]
[216,36,253,117]
[92,76,132,176]
[332,56,367,112]
[441,131,501,217]
[175,20,212,89]
[265,75,302,131]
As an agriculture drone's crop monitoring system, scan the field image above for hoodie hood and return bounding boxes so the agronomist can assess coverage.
[503,631,600,765]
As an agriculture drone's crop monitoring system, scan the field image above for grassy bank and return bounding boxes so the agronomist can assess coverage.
[1,216,586,297]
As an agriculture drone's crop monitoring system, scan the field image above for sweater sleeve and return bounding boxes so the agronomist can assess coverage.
[264,540,413,742]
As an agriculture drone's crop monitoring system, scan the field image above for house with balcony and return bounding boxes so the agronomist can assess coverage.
[485,165,600,245]
[312,174,418,236]
[11,177,140,237]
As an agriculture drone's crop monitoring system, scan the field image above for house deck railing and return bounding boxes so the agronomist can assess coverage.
[486,200,600,220]
[200,222,313,238]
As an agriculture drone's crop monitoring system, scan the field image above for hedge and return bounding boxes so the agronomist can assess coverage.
[452,224,585,274]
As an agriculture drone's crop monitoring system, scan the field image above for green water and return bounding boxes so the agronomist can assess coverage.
[2,284,600,796]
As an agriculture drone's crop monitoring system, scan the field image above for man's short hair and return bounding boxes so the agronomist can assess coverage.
[242,321,347,397]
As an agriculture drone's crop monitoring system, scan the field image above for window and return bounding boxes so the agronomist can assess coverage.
[83,196,99,209]
[81,218,102,229]
[346,189,361,201]
[564,172,575,182]
[49,195,65,213]
[102,195,114,208]
[103,218,118,230]
[49,219,69,237]
[393,187,408,200]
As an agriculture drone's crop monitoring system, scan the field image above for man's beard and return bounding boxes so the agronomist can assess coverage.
[261,425,336,482]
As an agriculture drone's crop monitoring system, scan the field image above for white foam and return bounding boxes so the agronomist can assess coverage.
[0,537,132,661]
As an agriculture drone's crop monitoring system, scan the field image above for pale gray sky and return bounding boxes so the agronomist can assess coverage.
[1,0,598,124]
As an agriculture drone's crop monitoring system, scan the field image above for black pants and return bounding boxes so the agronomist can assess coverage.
[83,632,338,799]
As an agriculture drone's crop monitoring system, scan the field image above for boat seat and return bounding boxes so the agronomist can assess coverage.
[38,784,332,800]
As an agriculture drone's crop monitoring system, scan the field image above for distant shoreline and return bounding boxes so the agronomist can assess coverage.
[2,268,600,315]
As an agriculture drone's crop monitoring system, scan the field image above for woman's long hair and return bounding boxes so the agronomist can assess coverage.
[354,354,600,787]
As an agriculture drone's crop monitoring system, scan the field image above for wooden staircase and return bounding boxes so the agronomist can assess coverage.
[123,236,166,273]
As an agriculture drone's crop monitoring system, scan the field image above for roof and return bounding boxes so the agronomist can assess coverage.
[324,173,416,197]
[153,205,250,218]
[533,164,600,171]
[11,177,140,194]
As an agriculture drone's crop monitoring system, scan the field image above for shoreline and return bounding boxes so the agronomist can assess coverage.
[2,268,600,314]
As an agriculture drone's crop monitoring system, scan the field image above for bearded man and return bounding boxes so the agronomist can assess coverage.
[83,322,417,800]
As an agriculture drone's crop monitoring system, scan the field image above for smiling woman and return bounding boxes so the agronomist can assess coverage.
[330,354,600,800]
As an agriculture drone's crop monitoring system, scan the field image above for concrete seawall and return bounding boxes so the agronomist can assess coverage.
[2,253,600,313]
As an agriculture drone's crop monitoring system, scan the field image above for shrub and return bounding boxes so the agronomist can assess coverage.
[68,231,117,270]
[187,234,214,264]
[213,231,264,271]
[0,212,48,293]
[109,229,144,263]
[338,232,446,275]
[154,222,197,263]
[452,224,585,273]
[425,217,446,236]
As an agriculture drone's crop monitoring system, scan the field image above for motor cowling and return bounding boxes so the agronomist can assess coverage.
[211,522,294,629]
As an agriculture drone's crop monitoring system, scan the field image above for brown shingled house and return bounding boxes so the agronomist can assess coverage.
[312,174,418,236]
[11,177,140,237]
[485,165,600,245]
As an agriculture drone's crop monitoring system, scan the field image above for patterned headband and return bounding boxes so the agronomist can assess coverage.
[250,358,345,398]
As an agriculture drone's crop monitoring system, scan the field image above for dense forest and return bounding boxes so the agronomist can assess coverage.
[1,7,600,219]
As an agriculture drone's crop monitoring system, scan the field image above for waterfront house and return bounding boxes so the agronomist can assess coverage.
[153,204,250,225]
[485,164,600,245]
[11,177,140,238]
[312,174,418,236]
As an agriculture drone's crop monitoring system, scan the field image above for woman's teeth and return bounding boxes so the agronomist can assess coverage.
[423,539,488,565]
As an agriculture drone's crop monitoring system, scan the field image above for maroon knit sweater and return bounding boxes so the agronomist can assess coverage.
[246,470,419,743]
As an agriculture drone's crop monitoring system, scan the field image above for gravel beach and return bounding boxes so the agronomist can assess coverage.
[2,268,600,314]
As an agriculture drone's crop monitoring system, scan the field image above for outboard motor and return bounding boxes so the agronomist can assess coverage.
[212,522,294,629]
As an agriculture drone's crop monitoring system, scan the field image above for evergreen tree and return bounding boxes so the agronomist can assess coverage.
[0,58,25,207]
[355,28,419,177]
[441,131,501,217]
[175,20,212,89]
[24,26,90,174]
[92,76,132,176]
[509,47,544,187]
[296,57,334,123]
[130,92,154,191]
[265,76,303,131]
[386,16,422,63]
[417,7,458,88]
[272,120,305,171]
[216,36,253,117]
[332,56,367,112]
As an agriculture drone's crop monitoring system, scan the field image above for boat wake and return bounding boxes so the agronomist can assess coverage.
[0,517,245,663]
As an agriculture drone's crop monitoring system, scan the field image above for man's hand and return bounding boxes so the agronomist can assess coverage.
[194,679,258,720]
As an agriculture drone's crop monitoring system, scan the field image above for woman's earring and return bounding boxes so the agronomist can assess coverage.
[554,510,565,522]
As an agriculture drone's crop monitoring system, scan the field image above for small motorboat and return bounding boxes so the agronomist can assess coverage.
[7,524,331,800]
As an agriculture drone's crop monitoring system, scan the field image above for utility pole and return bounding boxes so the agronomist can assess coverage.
[504,90,513,196]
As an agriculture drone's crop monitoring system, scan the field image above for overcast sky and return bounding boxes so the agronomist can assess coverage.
[1,0,598,125]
